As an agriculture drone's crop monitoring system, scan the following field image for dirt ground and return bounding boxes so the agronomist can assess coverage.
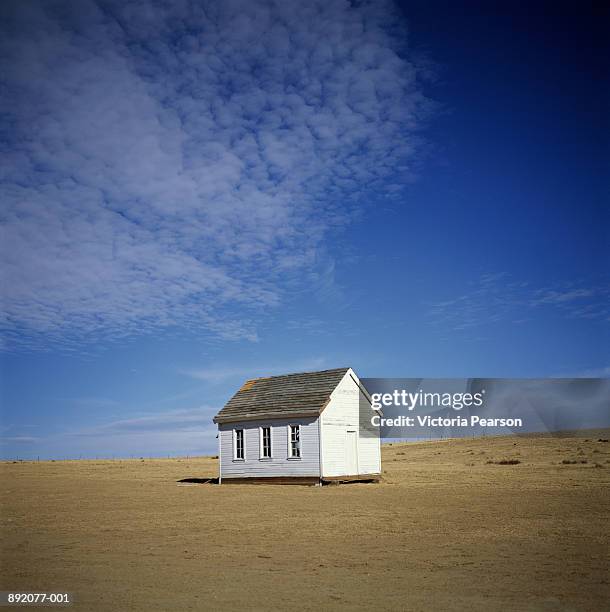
[1,432,609,611]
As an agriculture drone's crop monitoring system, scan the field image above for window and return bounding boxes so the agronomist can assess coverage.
[234,429,244,460]
[288,425,301,458]
[260,426,272,459]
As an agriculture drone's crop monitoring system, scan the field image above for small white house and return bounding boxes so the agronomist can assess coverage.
[213,367,381,485]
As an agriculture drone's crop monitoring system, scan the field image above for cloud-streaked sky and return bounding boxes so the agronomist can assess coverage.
[1,0,608,458]
[1,0,430,348]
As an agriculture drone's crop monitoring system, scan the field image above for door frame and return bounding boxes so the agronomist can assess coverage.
[346,429,359,475]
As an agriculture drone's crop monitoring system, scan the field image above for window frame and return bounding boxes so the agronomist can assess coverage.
[259,425,272,460]
[233,428,245,461]
[287,424,302,459]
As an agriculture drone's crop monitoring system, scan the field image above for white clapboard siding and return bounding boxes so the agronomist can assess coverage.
[219,417,320,478]
[357,434,381,475]
[320,369,381,477]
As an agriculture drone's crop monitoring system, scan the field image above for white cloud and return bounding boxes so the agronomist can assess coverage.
[565,365,610,378]
[1,406,221,459]
[182,356,327,383]
[427,274,610,332]
[73,406,215,436]
[0,0,431,349]
[531,288,596,305]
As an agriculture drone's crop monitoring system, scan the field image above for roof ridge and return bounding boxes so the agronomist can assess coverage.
[246,367,350,383]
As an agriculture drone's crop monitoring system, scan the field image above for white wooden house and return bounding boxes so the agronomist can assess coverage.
[213,367,381,485]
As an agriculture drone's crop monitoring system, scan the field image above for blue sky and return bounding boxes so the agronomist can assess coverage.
[1,0,608,459]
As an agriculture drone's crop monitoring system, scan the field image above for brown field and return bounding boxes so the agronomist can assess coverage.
[2,432,609,611]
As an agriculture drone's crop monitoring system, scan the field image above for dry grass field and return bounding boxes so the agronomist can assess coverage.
[2,432,609,611]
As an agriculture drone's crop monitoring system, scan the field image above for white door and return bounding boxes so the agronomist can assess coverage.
[346,430,358,475]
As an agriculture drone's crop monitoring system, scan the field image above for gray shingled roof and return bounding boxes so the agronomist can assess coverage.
[213,367,350,424]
